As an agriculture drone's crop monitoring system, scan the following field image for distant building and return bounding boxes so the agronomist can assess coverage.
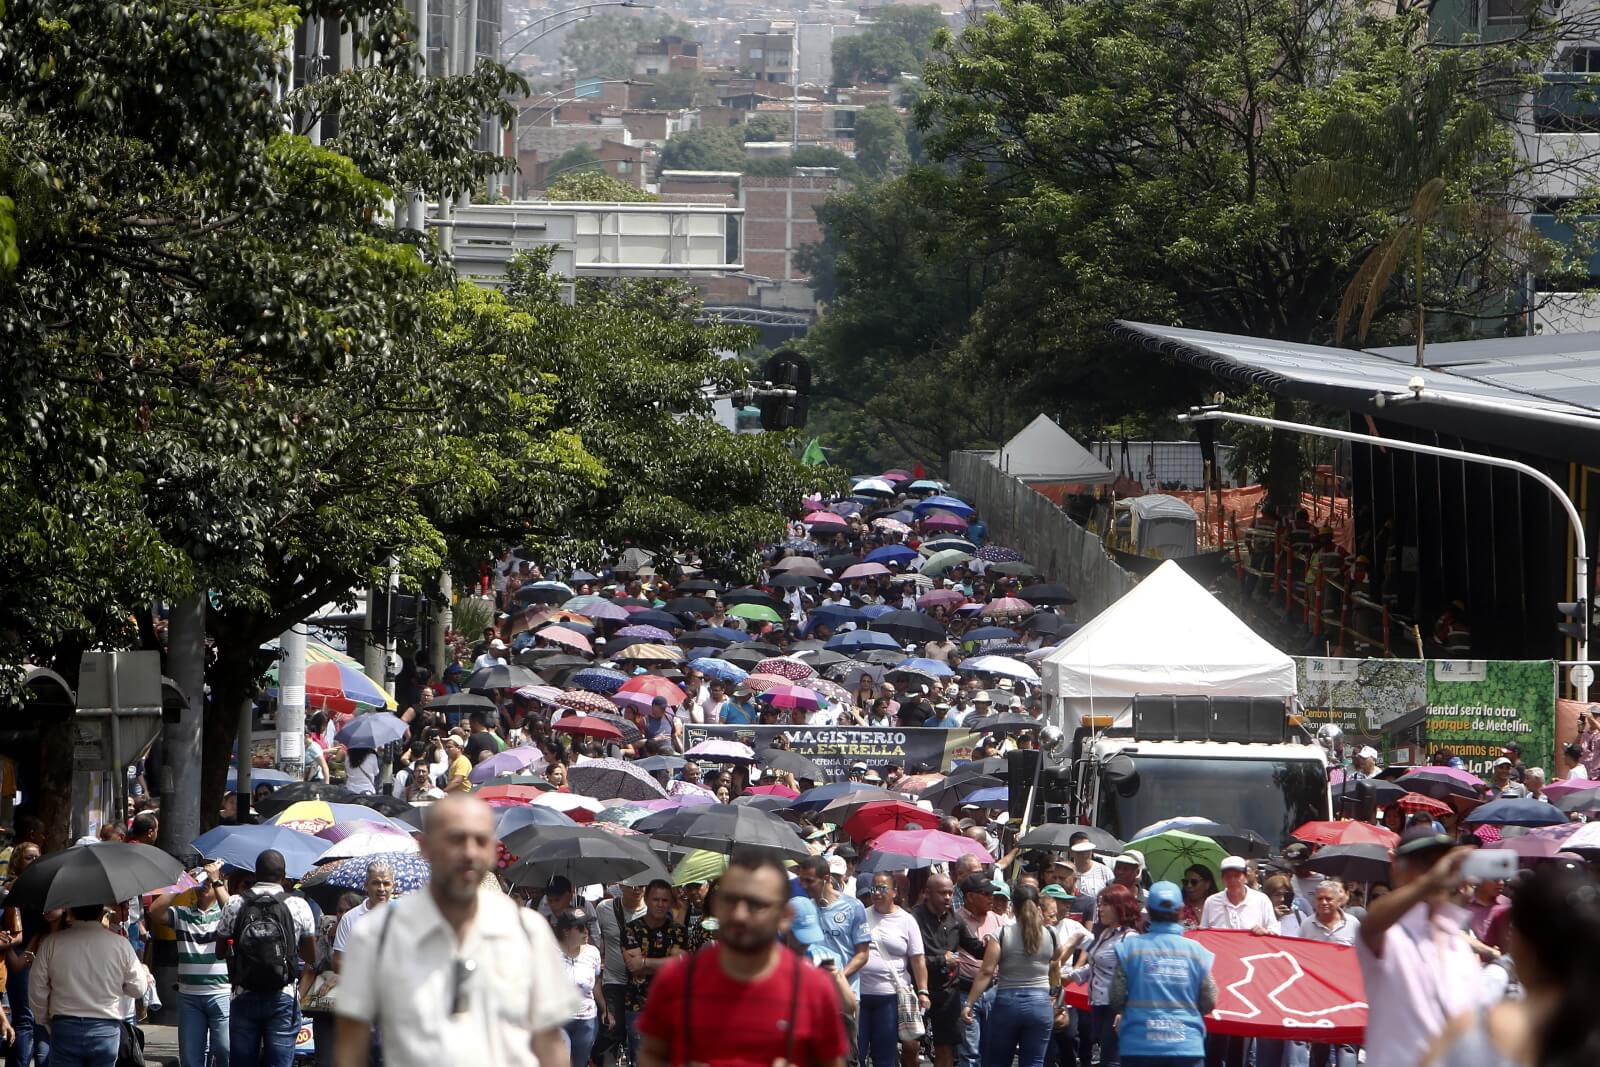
[739,22,796,84]
[797,23,861,86]
[633,36,703,76]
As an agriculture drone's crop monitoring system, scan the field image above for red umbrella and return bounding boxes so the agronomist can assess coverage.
[617,675,687,705]
[475,784,548,804]
[551,717,623,742]
[917,590,968,609]
[870,829,993,863]
[845,801,940,841]
[1393,793,1451,817]
[1290,821,1398,849]
[804,511,849,528]
[1066,931,1367,1044]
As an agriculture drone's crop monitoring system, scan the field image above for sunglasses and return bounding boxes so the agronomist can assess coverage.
[1182,878,1206,886]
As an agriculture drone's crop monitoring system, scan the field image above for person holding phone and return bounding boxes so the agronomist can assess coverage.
[149,861,231,1067]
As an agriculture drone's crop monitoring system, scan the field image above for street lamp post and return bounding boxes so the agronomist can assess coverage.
[1178,405,1591,700]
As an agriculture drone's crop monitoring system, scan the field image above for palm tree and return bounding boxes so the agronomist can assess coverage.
[1294,57,1502,366]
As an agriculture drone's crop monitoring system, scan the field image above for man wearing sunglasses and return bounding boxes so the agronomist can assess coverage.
[332,795,578,1067]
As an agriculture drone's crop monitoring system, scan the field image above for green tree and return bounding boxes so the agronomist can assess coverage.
[851,103,907,179]
[660,126,748,173]
[548,143,603,181]
[560,13,693,79]
[640,68,711,108]
[832,5,944,85]
[743,114,793,142]
[547,170,658,202]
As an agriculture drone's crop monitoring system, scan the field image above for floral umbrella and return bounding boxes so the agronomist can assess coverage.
[556,690,618,715]
[567,758,670,802]
[571,668,629,695]
[753,657,817,682]
[302,850,430,908]
[616,625,677,642]
[975,546,1024,563]
[872,518,911,535]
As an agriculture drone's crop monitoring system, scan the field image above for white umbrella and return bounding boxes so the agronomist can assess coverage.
[960,655,1041,684]
[316,832,420,863]
[531,792,607,817]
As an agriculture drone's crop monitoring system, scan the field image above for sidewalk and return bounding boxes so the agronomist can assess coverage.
[142,1023,179,1067]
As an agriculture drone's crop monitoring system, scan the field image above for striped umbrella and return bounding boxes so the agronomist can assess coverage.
[753,657,817,682]
[1393,793,1452,817]
[614,643,684,663]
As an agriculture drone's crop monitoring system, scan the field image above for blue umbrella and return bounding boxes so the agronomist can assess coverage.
[629,610,683,631]
[700,626,753,643]
[494,805,578,839]
[811,604,864,623]
[1462,798,1570,827]
[190,824,328,878]
[334,712,409,750]
[687,658,748,684]
[962,786,1009,806]
[913,495,975,518]
[865,545,918,566]
[302,851,430,907]
[859,605,895,619]
[226,767,296,790]
[825,630,902,652]
[792,782,876,814]
[897,657,955,678]
[965,626,1019,642]
[572,667,629,694]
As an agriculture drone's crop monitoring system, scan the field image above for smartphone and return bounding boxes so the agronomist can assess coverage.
[1460,849,1516,883]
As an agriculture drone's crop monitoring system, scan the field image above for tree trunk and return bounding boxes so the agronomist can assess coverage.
[1264,396,1302,514]
[158,591,207,854]
[201,634,255,833]
[36,713,75,853]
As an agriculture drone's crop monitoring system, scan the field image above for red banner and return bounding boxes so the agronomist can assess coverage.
[1065,931,1367,1044]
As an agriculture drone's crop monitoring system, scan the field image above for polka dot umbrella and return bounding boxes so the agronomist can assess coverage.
[555,690,618,715]
[301,850,430,909]
[753,657,817,682]
[571,667,630,695]
[741,673,789,693]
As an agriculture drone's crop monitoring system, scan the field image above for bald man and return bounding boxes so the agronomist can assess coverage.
[334,797,579,1067]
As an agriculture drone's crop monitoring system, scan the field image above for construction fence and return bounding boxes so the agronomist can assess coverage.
[949,450,1137,621]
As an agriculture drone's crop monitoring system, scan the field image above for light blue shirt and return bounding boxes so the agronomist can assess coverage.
[816,894,870,992]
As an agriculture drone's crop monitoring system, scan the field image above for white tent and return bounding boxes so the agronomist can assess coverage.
[1039,560,1296,726]
[992,414,1114,484]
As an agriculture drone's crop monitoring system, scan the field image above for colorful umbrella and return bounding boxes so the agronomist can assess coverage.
[555,690,618,715]
[740,672,789,693]
[687,658,748,684]
[618,675,687,705]
[551,717,623,743]
[302,851,430,908]
[979,597,1035,619]
[1290,821,1399,848]
[753,657,818,682]
[759,683,822,711]
[567,758,670,802]
[671,849,731,886]
[616,625,677,642]
[871,518,912,535]
[916,589,969,609]
[727,603,783,624]
[530,792,606,821]
[469,746,548,785]
[745,783,800,799]
[844,800,940,841]
[299,660,397,714]
[1127,830,1230,884]
[975,545,1024,563]
[869,829,992,864]
[614,643,684,662]
[268,801,406,835]
[571,667,630,694]
[1392,792,1452,817]
[804,511,850,528]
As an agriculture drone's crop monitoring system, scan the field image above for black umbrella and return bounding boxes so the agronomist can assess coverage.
[500,823,596,858]
[723,588,783,608]
[919,775,1002,814]
[679,633,732,650]
[350,794,414,817]
[514,585,571,605]
[947,757,1010,782]
[503,830,667,887]
[1018,584,1077,606]
[768,573,817,589]
[965,712,1044,737]
[3,843,183,911]
[464,664,546,690]
[650,803,812,858]
[795,649,849,670]
[579,712,644,746]
[719,646,769,668]
[1022,614,1073,636]
[1015,823,1124,854]
[761,748,828,782]
[822,554,860,574]
[742,641,783,655]
[853,649,909,667]
[1171,821,1272,859]
[1330,778,1407,809]
[664,597,715,615]
[427,692,496,715]
[256,781,357,817]
[733,795,793,813]
[870,610,945,643]
[1301,844,1392,884]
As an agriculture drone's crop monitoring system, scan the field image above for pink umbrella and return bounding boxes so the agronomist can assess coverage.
[870,828,993,863]
[746,783,800,799]
[922,513,969,531]
[761,683,822,711]
[1542,779,1594,800]
[469,746,547,784]
[538,625,593,654]
[314,819,410,843]
[635,794,716,812]
[917,589,968,609]
[741,672,789,692]
[1503,835,1562,862]
[1528,821,1581,841]
[753,657,817,682]
[840,562,891,580]
[804,511,849,528]
[685,738,758,763]
[980,597,1035,618]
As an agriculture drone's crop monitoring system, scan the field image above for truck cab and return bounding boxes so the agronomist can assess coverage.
[1070,696,1331,846]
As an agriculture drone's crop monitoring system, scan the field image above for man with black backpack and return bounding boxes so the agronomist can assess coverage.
[221,849,318,1067]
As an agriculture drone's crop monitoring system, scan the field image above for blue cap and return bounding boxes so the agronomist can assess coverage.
[789,896,824,945]
[1147,880,1183,917]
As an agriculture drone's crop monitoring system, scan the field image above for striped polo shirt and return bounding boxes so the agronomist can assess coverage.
[169,903,230,994]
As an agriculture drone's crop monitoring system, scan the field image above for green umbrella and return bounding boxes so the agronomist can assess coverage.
[671,849,730,886]
[1127,830,1228,885]
[727,603,783,623]
[922,549,975,576]
[987,561,1040,578]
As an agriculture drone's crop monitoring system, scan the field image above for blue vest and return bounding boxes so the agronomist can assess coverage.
[1112,922,1213,1059]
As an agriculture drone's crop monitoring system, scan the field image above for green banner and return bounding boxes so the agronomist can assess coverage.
[1424,660,1556,776]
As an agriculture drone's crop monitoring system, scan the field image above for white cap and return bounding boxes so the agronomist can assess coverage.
[1069,840,1095,853]
[1492,756,1513,767]
[827,855,847,876]
[829,583,844,592]
[490,638,507,650]
[1113,853,1141,868]
[1220,856,1249,873]
[1356,746,1378,760]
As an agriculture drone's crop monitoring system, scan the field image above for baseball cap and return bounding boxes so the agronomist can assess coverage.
[1492,756,1513,767]
[850,761,869,773]
[1395,824,1455,858]
[992,881,1011,899]
[829,583,844,593]
[789,896,825,945]
[1146,880,1183,916]
[1282,842,1313,864]
[1068,840,1095,854]
[1503,741,1523,755]
[490,638,507,650]
[959,875,998,896]
[827,855,847,877]
[1041,884,1072,900]
[1356,746,1378,760]
[1219,856,1249,873]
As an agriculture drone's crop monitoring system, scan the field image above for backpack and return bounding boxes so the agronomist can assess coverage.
[230,889,299,992]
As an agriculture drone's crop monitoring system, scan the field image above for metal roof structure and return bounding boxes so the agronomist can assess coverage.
[1116,321,1600,458]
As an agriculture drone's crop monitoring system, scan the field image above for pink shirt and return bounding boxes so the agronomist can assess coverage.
[955,907,1001,981]
[1356,903,1481,1067]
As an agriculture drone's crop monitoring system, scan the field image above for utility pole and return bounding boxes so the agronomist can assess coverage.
[276,626,307,779]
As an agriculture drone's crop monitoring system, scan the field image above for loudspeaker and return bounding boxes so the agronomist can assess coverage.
[1007,749,1042,824]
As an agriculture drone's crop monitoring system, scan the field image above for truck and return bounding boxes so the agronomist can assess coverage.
[1068,695,1332,846]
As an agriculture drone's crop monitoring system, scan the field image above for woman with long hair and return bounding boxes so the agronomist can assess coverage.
[1067,884,1141,1067]
[1421,866,1600,1067]
[859,872,929,1067]
[964,885,1072,1067]
[1179,864,1215,930]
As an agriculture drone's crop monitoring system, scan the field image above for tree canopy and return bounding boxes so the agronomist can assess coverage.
[832,5,944,86]
[660,126,749,173]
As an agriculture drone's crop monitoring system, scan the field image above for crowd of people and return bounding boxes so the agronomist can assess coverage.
[3,472,1600,1067]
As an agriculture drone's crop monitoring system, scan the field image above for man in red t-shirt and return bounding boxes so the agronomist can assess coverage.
[637,850,847,1067]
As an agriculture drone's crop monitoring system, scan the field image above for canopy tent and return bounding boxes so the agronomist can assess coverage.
[1124,494,1199,559]
[990,414,1114,485]
[1039,560,1295,728]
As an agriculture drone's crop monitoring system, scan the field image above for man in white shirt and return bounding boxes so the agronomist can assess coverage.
[1297,880,1360,946]
[330,861,395,970]
[1200,856,1277,933]
[1067,840,1113,899]
[30,904,146,1063]
[472,639,508,671]
[334,795,578,1067]
[821,583,848,607]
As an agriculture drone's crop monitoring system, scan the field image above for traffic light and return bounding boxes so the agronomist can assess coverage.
[1558,599,1590,641]
[758,350,811,431]
[370,592,419,645]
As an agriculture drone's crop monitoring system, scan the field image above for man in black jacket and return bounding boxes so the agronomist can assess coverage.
[912,873,986,1067]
